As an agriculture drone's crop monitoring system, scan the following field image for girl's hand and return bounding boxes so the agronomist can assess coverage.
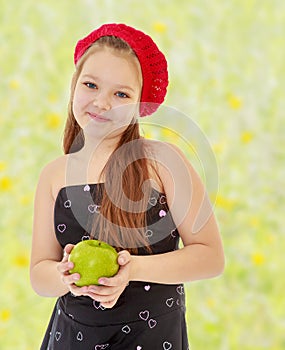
[56,244,90,297]
[85,250,132,308]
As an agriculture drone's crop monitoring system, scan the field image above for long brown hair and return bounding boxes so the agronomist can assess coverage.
[63,36,154,253]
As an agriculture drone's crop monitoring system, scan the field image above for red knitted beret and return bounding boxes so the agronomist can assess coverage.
[74,23,168,117]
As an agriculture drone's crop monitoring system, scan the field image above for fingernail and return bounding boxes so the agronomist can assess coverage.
[119,257,125,264]
[73,275,80,281]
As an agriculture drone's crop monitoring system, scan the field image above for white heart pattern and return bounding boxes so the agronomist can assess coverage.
[57,224,66,233]
[88,204,97,213]
[88,204,101,213]
[148,318,157,329]
[81,235,90,241]
[163,341,172,350]
[139,310,149,321]
[159,195,167,204]
[76,331,83,341]
[55,331,61,341]
[64,200,71,208]
[121,325,131,334]
[136,346,142,350]
[170,229,177,238]
[144,285,151,291]
[93,300,106,310]
[94,344,109,350]
[176,285,184,295]
[166,298,174,308]
[84,185,90,191]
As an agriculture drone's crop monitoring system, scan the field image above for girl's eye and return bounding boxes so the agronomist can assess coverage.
[116,91,129,98]
[84,82,97,89]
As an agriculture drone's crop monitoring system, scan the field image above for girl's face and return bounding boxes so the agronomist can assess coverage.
[72,46,142,140]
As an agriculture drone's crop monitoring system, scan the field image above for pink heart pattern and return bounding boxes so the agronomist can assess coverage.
[57,224,66,233]
[144,285,151,291]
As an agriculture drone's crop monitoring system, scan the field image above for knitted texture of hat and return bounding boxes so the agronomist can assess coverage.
[74,23,168,117]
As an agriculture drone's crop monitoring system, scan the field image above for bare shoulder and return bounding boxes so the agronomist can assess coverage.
[144,139,202,202]
[144,139,193,174]
[144,139,194,194]
[37,155,69,201]
[145,139,188,159]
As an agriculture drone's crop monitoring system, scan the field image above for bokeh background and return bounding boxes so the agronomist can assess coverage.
[1,0,284,349]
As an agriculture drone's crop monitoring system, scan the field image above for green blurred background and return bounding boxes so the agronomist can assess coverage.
[1,0,284,349]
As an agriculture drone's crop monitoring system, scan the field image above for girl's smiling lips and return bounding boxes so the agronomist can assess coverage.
[87,112,111,122]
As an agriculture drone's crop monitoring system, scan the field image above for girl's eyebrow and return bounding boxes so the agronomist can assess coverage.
[114,84,135,93]
[81,74,135,93]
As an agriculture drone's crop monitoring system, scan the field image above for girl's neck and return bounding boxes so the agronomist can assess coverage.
[65,133,120,185]
[80,133,119,158]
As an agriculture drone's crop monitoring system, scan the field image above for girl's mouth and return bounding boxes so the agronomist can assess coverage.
[88,112,110,123]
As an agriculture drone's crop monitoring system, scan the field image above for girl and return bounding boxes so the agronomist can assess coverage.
[30,23,224,350]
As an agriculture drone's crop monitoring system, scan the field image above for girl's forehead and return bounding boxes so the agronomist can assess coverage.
[80,48,142,85]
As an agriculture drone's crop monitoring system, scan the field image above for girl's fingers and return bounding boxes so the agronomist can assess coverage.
[69,284,90,297]
[61,273,80,286]
[61,244,74,263]
[117,250,131,266]
[87,285,119,296]
[64,244,75,255]
[57,261,74,274]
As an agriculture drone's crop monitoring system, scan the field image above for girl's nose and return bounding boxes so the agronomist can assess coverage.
[93,92,111,112]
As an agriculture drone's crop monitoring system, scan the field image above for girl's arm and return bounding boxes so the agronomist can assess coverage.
[30,160,89,298]
[130,141,224,283]
[30,161,69,297]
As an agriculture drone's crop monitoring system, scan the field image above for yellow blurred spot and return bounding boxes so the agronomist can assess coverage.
[153,21,167,33]
[0,161,7,171]
[228,94,242,110]
[19,194,32,205]
[266,234,275,244]
[215,194,235,210]
[13,254,29,267]
[206,298,216,308]
[0,309,11,322]
[212,141,226,155]
[161,127,181,144]
[9,79,20,90]
[144,131,154,139]
[48,93,58,103]
[241,131,254,144]
[251,253,265,265]
[249,217,260,228]
[46,113,61,129]
[0,176,12,191]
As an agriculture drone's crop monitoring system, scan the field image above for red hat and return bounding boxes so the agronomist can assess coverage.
[74,23,168,117]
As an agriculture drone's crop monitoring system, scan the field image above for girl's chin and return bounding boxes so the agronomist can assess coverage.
[83,121,127,139]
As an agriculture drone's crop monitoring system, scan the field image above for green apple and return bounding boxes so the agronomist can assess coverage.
[68,240,119,287]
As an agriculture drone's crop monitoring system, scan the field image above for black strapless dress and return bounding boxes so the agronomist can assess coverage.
[40,184,189,350]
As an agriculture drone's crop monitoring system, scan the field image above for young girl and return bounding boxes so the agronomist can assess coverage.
[30,23,224,350]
